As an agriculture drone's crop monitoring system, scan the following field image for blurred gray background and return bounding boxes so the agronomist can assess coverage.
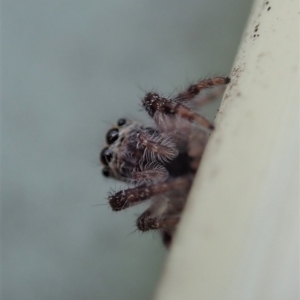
[1,1,252,299]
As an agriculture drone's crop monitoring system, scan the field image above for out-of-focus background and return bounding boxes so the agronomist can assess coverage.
[1,1,252,299]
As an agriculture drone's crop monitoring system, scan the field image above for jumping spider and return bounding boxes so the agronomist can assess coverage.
[100,76,230,247]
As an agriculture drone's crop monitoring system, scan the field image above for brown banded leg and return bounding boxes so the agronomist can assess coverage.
[142,92,215,130]
[136,198,182,248]
[108,176,192,211]
[188,129,209,170]
[190,84,229,109]
[175,76,230,101]
[136,189,187,248]
[136,211,180,232]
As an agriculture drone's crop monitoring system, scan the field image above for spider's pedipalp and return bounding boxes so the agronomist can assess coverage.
[130,162,169,185]
[136,129,178,163]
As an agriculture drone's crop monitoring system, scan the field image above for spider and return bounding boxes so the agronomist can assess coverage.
[100,76,230,247]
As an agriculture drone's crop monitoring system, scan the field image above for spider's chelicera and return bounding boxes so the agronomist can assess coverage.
[100,76,230,247]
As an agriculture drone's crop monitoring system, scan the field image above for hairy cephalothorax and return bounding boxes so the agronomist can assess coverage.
[100,76,230,247]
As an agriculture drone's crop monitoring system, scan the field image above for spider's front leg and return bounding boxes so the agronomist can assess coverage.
[136,189,188,247]
[108,176,192,211]
[142,76,230,131]
[142,92,215,130]
[136,203,180,232]
[175,76,230,101]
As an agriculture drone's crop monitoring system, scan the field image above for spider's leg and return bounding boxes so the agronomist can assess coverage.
[175,76,230,102]
[184,84,229,109]
[108,176,192,211]
[136,208,180,232]
[188,128,209,170]
[142,92,215,130]
[136,191,187,246]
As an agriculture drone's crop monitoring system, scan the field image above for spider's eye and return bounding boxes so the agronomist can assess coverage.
[106,128,119,145]
[117,118,126,126]
[100,148,113,166]
[102,167,110,177]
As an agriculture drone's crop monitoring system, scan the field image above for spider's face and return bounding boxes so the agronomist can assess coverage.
[100,118,132,178]
[100,118,158,183]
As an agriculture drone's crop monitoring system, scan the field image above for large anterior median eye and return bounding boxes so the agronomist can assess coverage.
[106,128,119,145]
[100,147,113,165]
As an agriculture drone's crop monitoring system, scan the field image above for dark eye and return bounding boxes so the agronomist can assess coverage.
[106,128,119,145]
[100,148,113,165]
[102,167,110,177]
[117,118,126,126]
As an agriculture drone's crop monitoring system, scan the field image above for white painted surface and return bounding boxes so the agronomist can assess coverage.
[154,0,299,299]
